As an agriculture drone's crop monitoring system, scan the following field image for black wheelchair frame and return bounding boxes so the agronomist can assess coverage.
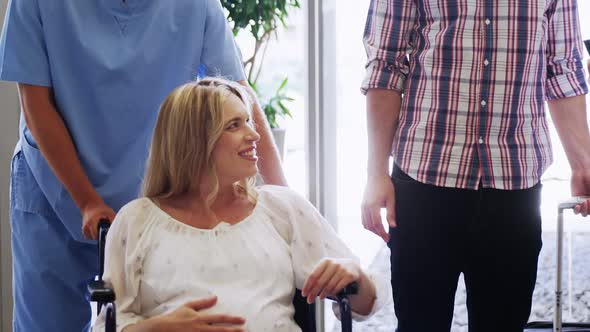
[88,219,358,332]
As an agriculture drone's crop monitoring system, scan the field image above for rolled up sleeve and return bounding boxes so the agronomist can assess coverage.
[361,0,417,95]
[544,0,589,100]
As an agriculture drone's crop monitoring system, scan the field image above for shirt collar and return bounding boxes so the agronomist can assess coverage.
[102,0,151,16]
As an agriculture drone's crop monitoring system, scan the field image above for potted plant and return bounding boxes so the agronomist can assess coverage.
[221,0,300,159]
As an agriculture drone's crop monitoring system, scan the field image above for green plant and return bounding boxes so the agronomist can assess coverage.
[252,77,294,129]
[221,0,300,129]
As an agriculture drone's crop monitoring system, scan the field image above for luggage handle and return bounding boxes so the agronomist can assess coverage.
[554,196,589,332]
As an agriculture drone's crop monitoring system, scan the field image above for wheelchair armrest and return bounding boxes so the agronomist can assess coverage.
[327,281,359,302]
[327,282,359,332]
[337,282,359,300]
[88,279,116,303]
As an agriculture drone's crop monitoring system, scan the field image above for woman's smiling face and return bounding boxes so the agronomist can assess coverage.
[212,93,261,185]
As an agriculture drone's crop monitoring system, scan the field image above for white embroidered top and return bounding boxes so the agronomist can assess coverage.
[92,185,390,332]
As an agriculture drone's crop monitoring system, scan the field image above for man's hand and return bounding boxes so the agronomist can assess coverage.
[571,169,590,216]
[547,94,590,217]
[361,174,396,242]
[363,89,402,242]
[81,200,115,240]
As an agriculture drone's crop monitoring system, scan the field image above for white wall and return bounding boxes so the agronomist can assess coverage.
[0,2,19,331]
[0,79,17,331]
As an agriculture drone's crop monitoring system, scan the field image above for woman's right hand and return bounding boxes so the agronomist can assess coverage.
[152,296,246,332]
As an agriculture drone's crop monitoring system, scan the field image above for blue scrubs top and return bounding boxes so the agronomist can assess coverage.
[0,0,245,242]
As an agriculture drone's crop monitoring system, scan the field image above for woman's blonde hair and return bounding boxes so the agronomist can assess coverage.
[142,77,257,205]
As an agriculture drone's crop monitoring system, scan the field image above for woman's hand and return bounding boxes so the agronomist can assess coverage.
[159,297,246,332]
[301,258,361,304]
[125,297,246,332]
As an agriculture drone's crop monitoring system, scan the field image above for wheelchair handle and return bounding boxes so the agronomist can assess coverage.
[558,196,589,210]
[98,218,110,280]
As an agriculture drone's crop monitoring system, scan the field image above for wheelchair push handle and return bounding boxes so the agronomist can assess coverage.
[98,218,110,229]
[98,218,110,280]
[89,218,116,316]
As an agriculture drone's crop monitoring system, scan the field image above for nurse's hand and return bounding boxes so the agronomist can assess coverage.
[81,201,115,240]
[150,297,246,332]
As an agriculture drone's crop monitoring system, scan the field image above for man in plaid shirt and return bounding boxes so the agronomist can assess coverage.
[360,0,590,331]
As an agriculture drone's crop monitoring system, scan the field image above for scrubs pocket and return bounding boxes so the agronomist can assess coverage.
[10,150,55,220]
[20,132,94,244]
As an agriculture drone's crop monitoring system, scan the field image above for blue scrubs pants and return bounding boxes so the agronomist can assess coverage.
[10,151,98,332]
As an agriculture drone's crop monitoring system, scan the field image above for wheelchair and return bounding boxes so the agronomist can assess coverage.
[88,220,358,332]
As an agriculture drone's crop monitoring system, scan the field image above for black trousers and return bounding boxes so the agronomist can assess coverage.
[389,165,543,332]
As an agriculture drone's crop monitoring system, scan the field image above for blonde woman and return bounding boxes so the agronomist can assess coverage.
[92,78,389,332]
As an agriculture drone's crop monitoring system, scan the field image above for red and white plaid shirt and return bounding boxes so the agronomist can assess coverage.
[362,0,589,190]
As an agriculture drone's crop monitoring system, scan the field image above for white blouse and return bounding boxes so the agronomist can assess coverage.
[92,185,390,332]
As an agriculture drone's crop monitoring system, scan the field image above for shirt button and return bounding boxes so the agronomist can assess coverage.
[478,137,484,144]
[484,59,490,66]
[481,100,487,106]
[485,18,491,25]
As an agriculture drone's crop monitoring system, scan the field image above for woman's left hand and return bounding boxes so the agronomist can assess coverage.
[301,258,361,304]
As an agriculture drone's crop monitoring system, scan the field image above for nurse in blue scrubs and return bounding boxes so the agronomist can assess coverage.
[0,0,287,331]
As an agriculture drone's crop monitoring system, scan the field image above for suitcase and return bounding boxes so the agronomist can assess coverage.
[524,197,590,332]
